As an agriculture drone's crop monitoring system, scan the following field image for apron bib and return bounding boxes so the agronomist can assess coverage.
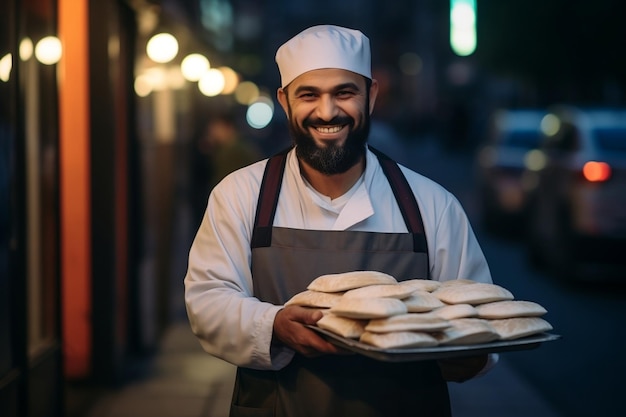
[230,148,450,417]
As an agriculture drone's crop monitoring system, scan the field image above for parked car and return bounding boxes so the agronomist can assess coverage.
[524,105,626,281]
[475,109,545,235]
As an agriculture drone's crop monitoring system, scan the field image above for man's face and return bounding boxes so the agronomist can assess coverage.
[277,69,378,175]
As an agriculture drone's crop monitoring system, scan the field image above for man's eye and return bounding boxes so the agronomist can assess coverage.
[337,91,355,97]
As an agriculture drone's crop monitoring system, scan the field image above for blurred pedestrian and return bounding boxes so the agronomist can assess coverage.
[191,114,262,225]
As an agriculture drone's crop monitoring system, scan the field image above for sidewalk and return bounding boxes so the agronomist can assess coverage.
[82,319,562,417]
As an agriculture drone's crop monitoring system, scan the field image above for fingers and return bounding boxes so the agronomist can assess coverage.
[273,306,339,356]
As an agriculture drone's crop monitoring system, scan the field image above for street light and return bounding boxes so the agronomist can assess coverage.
[450,0,477,56]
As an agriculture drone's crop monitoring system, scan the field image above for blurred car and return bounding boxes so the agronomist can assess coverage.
[475,109,546,234]
[524,105,626,280]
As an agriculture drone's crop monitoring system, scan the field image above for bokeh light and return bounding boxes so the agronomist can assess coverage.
[540,113,561,136]
[146,33,178,63]
[234,80,259,105]
[181,53,210,81]
[198,68,225,96]
[19,38,33,61]
[246,97,274,129]
[0,54,12,82]
[219,66,239,94]
[35,36,62,65]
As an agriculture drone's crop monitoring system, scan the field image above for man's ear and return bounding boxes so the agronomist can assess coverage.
[368,79,379,115]
[277,87,289,117]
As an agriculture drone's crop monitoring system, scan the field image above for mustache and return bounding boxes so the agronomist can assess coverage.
[302,115,353,128]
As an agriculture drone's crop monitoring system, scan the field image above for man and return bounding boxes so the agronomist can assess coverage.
[185,25,496,417]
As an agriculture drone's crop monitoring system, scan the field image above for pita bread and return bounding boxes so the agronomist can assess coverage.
[308,271,397,293]
[435,318,500,345]
[343,284,415,300]
[403,291,445,312]
[316,313,367,339]
[434,283,514,305]
[285,290,344,308]
[360,331,439,349]
[439,279,479,287]
[398,279,441,293]
[330,297,408,319]
[489,317,553,340]
[431,304,479,320]
[476,300,547,319]
[365,313,450,333]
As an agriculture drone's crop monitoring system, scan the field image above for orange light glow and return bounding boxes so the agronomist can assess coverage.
[582,161,611,182]
[59,0,92,378]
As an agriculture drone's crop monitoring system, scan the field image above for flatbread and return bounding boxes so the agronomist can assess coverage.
[343,284,415,300]
[285,290,344,308]
[398,279,441,293]
[476,300,547,319]
[308,271,398,293]
[435,318,500,345]
[439,279,480,288]
[431,304,479,320]
[330,297,408,319]
[360,331,439,349]
[365,313,450,333]
[403,291,445,312]
[489,317,553,340]
[434,283,514,305]
[316,313,367,339]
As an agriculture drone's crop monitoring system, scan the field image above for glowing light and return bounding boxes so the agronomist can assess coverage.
[181,53,210,81]
[246,98,274,129]
[35,36,62,65]
[219,66,239,94]
[146,33,178,63]
[524,149,547,172]
[0,54,12,82]
[234,81,259,105]
[198,68,225,96]
[134,74,153,97]
[450,0,477,56]
[20,38,33,61]
[582,161,611,182]
[540,113,561,136]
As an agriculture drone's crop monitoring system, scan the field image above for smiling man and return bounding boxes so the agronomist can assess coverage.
[185,25,496,417]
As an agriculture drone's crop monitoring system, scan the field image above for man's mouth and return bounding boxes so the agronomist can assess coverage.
[314,125,345,134]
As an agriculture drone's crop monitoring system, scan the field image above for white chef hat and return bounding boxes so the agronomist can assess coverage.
[275,25,371,88]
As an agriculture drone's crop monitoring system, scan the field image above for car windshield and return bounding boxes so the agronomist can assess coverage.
[503,130,541,149]
[593,127,626,152]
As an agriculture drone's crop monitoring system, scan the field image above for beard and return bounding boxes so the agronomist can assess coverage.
[288,111,370,175]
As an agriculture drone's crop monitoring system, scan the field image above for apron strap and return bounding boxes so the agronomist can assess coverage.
[252,146,428,255]
[251,146,291,248]
[368,146,429,253]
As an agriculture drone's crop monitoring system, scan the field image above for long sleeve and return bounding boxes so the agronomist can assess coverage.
[184,160,293,370]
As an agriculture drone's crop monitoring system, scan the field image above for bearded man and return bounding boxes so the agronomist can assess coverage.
[185,25,496,417]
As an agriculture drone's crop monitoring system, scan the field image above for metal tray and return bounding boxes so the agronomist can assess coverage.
[308,326,561,362]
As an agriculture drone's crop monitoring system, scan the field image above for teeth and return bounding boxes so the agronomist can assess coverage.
[316,125,343,134]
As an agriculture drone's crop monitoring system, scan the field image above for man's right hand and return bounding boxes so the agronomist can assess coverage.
[272,306,344,357]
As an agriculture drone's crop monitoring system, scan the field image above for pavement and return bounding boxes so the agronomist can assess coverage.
[78,319,563,417]
[73,136,564,417]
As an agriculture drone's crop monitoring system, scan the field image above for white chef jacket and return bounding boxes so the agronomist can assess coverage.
[184,147,494,371]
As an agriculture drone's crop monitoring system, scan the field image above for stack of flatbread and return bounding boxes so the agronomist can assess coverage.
[285,271,553,349]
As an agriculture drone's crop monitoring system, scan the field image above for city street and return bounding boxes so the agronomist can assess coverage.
[404,136,625,417]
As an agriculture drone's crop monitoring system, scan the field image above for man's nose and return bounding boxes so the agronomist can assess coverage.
[316,95,339,121]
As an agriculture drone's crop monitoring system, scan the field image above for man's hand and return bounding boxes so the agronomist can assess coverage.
[272,306,344,357]
[438,355,489,382]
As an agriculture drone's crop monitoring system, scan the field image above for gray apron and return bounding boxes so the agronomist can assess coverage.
[230,147,451,417]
